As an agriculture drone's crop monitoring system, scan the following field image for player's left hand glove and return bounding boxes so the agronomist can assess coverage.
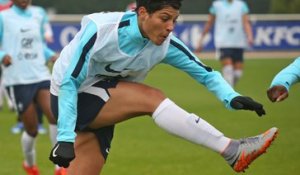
[49,142,75,168]
[230,96,266,117]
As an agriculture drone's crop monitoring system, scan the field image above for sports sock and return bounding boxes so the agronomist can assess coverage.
[233,69,243,85]
[49,124,57,147]
[21,131,36,167]
[221,139,240,161]
[152,98,231,153]
[222,65,234,86]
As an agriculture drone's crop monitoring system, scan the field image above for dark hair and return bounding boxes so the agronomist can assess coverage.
[135,0,183,14]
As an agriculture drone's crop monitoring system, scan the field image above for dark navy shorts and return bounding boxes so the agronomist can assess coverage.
[219,48,244,63]
[51,79,118,160]
[6,80,50,115]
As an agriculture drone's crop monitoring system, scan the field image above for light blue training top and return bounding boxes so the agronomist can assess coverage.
[0,0,10,4]
[210,0,249,48]
[51,11,240,143]
[270,57,300,91]
[0,5,55,86]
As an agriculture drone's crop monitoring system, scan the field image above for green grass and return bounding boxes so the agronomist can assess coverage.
[1,58,299,175]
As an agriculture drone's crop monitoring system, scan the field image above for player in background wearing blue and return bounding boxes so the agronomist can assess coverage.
[126,1,137,11]
[196,0,253,87]
[0,0,12,10]
[49,0,277,174]
[267,57,300,102]
[10,0,54,135]
[0,0,63,175]
[0,0,14,111]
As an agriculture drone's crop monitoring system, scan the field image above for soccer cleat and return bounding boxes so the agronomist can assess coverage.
[23,162,40,175]
[55,167,67,175]
[11,122,24,134]
[227,127,278,172]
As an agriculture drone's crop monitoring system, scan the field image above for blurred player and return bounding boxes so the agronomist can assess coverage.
[0,0,12,10]
[267,57,300,102]
[196,0,253,87]
[0,0,63,175]
[10,1,55,135]
[0,67,14,111]
[0,0,14,111]
[49,0,277,175]
[126,1,136,11]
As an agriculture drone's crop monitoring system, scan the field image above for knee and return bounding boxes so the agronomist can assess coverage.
[26,128,38,137]
[144,87,166,101]
[221,58,233,66]
[47,115,57,125]
[142,87,166,111]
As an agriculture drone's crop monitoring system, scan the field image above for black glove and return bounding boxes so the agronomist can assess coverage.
[230,96,266,117]
[49,142,75,168]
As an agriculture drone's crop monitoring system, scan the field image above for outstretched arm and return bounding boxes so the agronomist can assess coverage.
[163,36,265,116]
[50,21,97,168]
[267,57,300,102]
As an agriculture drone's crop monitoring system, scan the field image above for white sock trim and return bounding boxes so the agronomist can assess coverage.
[21,131,36,166]
[152,98,174,119]
[222,65,234,86]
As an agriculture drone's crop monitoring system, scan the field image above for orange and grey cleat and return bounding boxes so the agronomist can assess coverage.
[55,167,67,175]
[23,162,40,175]
[229,127,278,172]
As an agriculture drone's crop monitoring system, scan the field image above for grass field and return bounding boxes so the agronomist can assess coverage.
[0,58,299,175]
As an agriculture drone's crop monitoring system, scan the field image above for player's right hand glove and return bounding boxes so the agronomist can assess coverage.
[230,96,266,117]
[49,142,75,168]
[267,85,288,102]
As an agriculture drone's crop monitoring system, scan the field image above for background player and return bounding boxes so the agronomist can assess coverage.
[196,0,253,87]
[10,0,55,135]
[0,0,63,174]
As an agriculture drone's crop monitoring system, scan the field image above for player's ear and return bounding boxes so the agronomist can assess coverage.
[137,6,148,18]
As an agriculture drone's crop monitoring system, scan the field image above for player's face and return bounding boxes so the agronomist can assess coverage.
[138,6,179,45]
[12,0,30,9]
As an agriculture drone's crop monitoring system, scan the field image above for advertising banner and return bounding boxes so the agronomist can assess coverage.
[49,20,300,52]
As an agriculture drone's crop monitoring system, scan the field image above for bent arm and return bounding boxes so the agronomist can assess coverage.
[56,21,97,143]
[270,57,300,91]
[44,44,56,61]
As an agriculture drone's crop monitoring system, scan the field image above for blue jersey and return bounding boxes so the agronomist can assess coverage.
[210,0,249,48]
[270,57,300,91]
[51,11,240,142]
[0,5,55,86]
